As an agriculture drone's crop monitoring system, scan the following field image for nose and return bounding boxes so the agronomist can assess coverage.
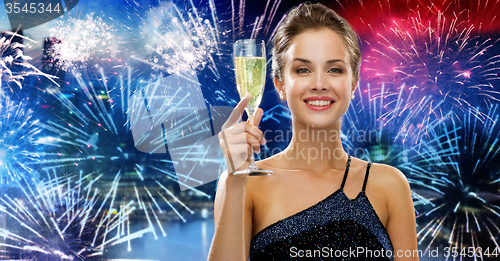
[310,72,328,91]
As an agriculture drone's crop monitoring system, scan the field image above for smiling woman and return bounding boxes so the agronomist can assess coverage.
[275,28,354,129]
[208,3,419,261]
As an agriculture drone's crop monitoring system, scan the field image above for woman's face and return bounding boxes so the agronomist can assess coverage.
[277,28,356,129]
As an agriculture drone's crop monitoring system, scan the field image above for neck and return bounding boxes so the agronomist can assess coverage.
[280,119,348,173]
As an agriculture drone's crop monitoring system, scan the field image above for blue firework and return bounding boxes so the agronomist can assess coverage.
[402,107,500,254]
[0,97,89,184]
[0,31,57,95]
[0,168,142,260]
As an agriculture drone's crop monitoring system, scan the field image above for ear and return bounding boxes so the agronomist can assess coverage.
[274,77,284,92]
[351,78,359,94]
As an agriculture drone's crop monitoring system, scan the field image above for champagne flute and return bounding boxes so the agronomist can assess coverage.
[233,39,272,176]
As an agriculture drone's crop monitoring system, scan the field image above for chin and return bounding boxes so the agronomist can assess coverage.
[295,118,338,130]
[309,122,336,129]
[290,108,343,129]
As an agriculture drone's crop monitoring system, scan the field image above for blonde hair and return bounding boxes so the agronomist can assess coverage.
[271,3,361,83]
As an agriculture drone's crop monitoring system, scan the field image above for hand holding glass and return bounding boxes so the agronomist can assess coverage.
[233,39,272,176]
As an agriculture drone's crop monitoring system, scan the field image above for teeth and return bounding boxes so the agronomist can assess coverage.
[306,100,332,106]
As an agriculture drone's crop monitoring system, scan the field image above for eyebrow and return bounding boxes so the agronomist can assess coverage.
[293,58,345,64]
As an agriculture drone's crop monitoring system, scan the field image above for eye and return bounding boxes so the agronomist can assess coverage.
[297,68,310,74]
[328,68,342,73]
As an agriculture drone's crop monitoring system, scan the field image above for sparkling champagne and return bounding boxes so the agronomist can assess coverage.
[234,57,266,115]
[232,39,272,175]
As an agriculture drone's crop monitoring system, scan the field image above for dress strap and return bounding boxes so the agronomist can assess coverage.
[362,162,372,192]
[340,155,351,190]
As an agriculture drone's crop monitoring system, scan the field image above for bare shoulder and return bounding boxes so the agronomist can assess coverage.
[370,163,408,182]
[370,164,418,253]
[369,163,412,204]
[370,163,410,188]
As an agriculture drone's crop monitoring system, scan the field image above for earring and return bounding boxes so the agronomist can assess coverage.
[351,93,355,100]
[279,91,285,100]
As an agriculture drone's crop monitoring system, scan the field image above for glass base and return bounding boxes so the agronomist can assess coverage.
[234,165,272,176]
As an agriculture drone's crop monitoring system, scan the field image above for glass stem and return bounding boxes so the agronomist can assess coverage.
[248,145,258,170]
[247,112,259,169]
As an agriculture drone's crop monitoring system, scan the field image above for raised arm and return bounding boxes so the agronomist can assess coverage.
[208,170,253,261]
[208,93,265,261]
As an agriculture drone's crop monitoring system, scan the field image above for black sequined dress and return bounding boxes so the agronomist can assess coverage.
[249,156,394,260]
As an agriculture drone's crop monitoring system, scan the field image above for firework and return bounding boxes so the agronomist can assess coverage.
[47,13,114,71]
[0,97,91,184]
[134,1,219,76]
[0,31,57,95]
[335,0,500,35]
[121,0,289,191]
[36,0,290,234]
[45,66,218,224]
[0,97,41,184]
[0,168,146,260]
[131,0,285,75]
[327,0,500,145]
[401,106,500,255]
[342,80,500,255]
[342,82,415,163]
[362,13,499,145]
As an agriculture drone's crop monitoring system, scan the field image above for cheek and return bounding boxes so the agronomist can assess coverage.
[285,78,307,99]
[336,78,354,96]
[339,86,351,97]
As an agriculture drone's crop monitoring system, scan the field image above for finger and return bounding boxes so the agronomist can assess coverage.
[243,122,264,145]
[226,145,251,158]
[223,122,245,135]
[222,93,251,130]
[252,108,266,145]
[224,145,249,172]
[223,118,264,144]
[244,133,262,147]
[253,108,264,127]
[248,143,261,155]
[220,124,247,145]
[222,132,261,148]
[221,132,248,145]
[220,131,246,149]
[253,144,261,154]
[236,92,252,113]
